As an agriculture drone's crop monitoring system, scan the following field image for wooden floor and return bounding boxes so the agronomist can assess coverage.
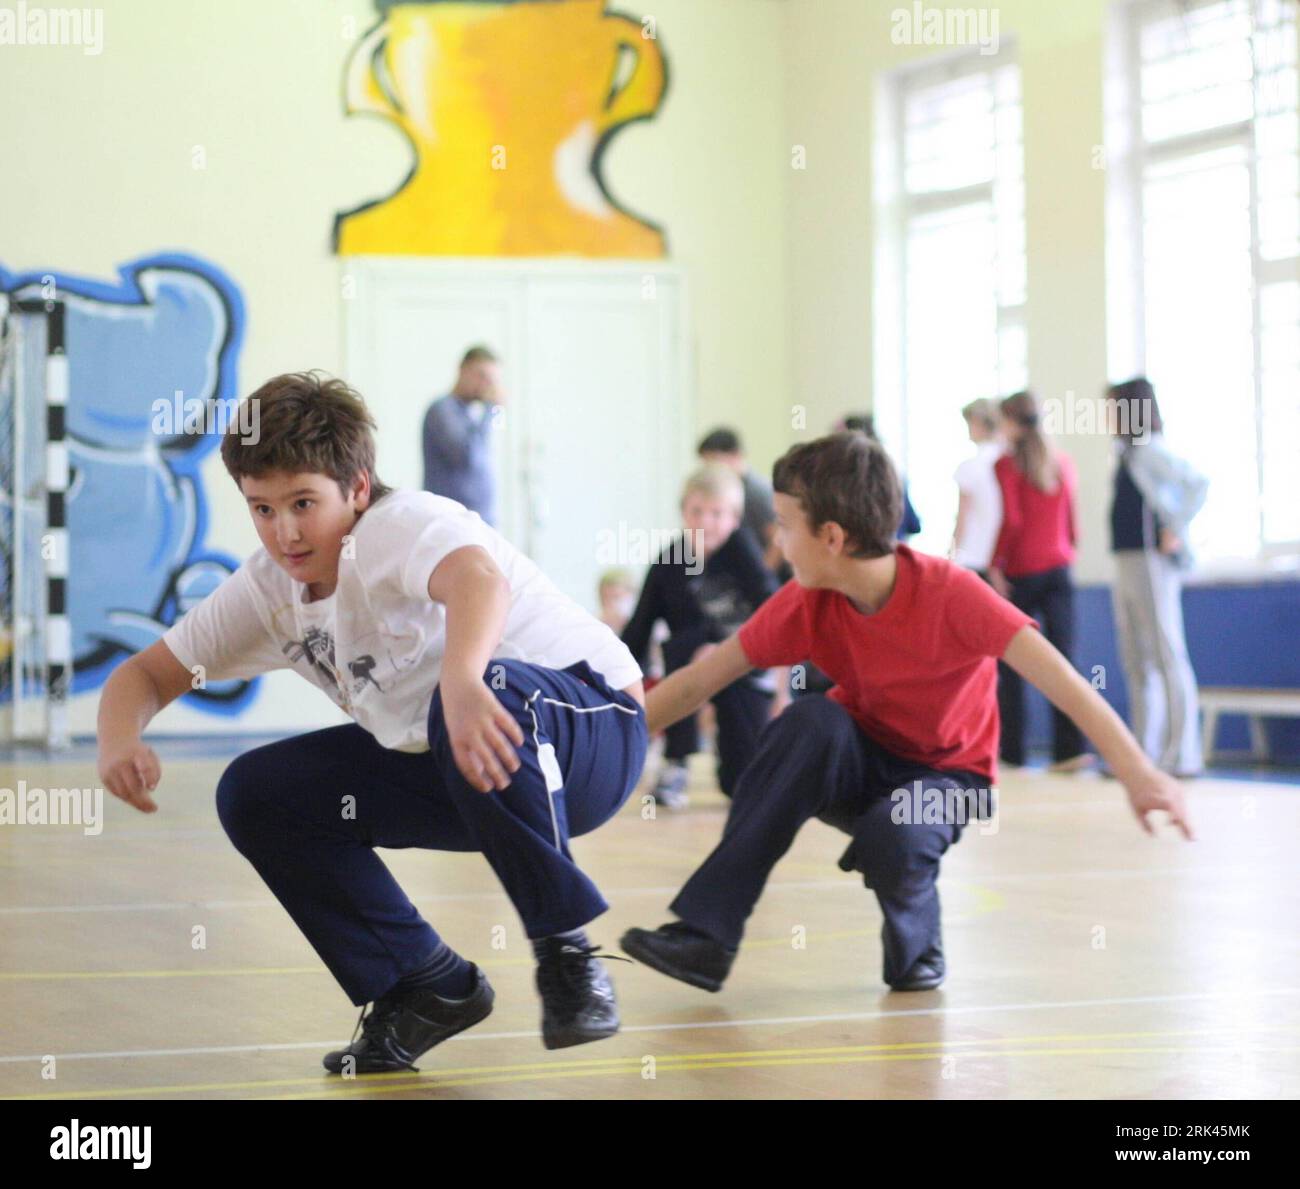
[2,746,1298,1100]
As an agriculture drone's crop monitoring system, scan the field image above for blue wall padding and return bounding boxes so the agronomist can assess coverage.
[1022,580,1300,763]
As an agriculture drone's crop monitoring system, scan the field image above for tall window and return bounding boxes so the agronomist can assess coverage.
[875,45,1026,559]
[1109,0,1300,564]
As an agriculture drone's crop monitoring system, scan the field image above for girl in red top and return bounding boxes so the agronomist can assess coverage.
[988,390,1090,771]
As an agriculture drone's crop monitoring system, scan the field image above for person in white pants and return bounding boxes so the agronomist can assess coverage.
[1106,378,1210,777]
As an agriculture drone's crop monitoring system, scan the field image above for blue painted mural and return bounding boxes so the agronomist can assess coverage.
[0,253,257,714]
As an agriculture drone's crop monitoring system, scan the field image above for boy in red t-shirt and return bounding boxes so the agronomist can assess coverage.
[620,432,1193,992]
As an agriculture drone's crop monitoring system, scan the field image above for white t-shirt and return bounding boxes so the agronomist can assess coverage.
[953,440,1004,570]
[162,491,642,753]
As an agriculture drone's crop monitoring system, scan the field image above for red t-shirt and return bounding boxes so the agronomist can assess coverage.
[738,546,1035,781]
[991,451,1078,578]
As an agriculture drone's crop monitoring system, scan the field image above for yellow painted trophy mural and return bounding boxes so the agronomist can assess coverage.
[335,0,669,258]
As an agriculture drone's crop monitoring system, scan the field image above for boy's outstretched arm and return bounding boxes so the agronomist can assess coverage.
[428,545,526,794]
[97,640,196,813]
[1002,626,1195,840]
[647,634,753,736]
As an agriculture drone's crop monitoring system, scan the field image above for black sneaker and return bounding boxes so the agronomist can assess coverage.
[322,964,495,1074]
[888,946,945,992]
[619,921,737,992]
[535,939,627,1050]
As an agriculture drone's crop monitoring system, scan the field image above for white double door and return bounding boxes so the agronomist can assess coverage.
[343,259,691,612]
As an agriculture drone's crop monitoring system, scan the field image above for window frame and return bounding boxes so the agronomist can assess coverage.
[1107,0,1300,579]
[873,39,1025,559]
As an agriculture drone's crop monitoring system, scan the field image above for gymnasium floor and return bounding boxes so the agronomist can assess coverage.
[2,743,1298,1100]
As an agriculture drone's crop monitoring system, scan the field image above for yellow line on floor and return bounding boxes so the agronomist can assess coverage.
[281,1045,1300,1099]
[13,1028,1293,1100]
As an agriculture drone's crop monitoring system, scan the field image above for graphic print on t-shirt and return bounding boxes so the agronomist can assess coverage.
[281,627,383,703]
[347,653,385,692]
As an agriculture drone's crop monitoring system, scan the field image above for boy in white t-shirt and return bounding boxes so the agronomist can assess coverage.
[95,372,648,1074]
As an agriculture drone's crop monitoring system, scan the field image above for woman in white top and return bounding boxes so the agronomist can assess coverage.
[951,398,1003,576]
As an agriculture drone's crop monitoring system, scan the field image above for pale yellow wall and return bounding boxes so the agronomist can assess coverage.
[782,0,1118,581]
[629,0,793,475]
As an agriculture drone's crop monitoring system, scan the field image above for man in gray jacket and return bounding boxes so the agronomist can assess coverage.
[422,346,504,526]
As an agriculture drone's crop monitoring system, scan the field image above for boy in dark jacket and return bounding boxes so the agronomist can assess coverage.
[622,464,779,810]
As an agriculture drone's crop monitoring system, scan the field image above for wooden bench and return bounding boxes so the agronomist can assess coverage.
[1200,687,1300,762]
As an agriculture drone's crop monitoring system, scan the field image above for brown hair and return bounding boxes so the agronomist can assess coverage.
[772,432,901,559]
[697,427,742,456]
[219,371,394,503]
[1105,376,1164,442]
[1000,390,1058,492]
[460,344,498,368]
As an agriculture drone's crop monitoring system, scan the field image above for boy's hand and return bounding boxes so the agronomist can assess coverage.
[1001,626,1196,845]
[1122,767,1195,841]
[987,567,1011,599]
[98,741,161,813]
[440,677,525,793]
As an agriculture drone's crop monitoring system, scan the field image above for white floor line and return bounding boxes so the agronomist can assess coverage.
[1,863,1290,917]
[1,987,1297,1066]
